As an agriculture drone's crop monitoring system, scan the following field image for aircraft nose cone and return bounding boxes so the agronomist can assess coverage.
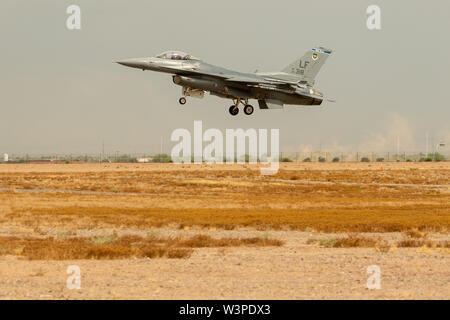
[115,58,147,69]
[116,60,129,66]
[116,59,137,67]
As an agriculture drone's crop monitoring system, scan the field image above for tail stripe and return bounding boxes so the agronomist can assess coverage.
[312,48,331,55]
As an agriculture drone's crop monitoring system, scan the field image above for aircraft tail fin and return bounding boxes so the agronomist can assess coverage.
[282,46,332,86]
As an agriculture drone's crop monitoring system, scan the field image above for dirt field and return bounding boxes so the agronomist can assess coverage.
[0,162,449,299]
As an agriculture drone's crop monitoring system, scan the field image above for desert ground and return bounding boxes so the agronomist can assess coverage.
[0,162,449,299]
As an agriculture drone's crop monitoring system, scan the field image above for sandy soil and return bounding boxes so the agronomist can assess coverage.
[0,230,448,299]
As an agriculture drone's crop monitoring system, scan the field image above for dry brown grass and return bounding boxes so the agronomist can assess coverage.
[307,234,450,249]
[0,234,283,260]
[0,163,448,189]
[1,163,448,233]
[8,206,449,233]
[404,228,428,239]
[334,235,379,248]
[0,165,448,194]
[308,234,379,248]
[0,235,191,260]
[176,234,283,247]
[397,239,450,248]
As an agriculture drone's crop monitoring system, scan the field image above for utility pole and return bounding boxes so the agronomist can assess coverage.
[436,142,446,161]
[101,140,105,162]
[160,136,163,154]
[425,132,429,157]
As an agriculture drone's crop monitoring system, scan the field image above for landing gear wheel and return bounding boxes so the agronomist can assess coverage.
[229,105,239,116]
[179,97,186,105]
[243,104,254,115]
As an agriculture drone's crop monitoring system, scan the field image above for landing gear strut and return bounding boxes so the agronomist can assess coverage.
[179,97,186,105]
[229,98,254,116]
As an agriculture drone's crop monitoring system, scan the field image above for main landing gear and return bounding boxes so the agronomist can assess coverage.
[243,104,254,115]
[229,98,254,116]
[229,105,239,116]
[178,96,253,116]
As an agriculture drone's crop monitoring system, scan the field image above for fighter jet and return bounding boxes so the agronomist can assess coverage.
[116,47,333,116]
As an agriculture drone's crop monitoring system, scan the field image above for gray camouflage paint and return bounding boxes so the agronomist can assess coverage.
[117,47,332,112]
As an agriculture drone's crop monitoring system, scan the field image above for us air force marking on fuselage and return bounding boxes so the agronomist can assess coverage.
[117,46,334,116]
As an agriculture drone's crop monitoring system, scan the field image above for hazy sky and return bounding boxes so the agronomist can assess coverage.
[1,0,449,155]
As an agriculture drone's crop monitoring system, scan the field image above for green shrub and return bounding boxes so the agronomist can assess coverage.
[115,155,137,163]
[431,153,446,162]
[319,238,338,248]
[152,154,172,163]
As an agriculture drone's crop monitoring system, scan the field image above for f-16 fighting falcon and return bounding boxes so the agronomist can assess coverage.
[117,47,334,116]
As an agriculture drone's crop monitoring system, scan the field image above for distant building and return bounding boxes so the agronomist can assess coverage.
[3,154,8,162]
[137,157,153,163]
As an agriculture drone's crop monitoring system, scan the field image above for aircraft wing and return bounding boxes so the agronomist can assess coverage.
[176,65,294,87]
[224,76,280,85]
[177,68,319,97]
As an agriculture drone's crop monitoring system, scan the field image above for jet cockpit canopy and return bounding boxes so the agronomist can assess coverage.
[156,51,199,61]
